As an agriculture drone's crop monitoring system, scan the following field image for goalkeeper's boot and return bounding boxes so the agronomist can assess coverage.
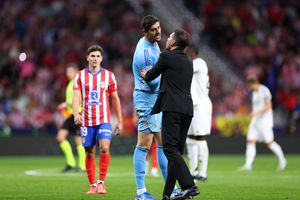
[135,191,157,200]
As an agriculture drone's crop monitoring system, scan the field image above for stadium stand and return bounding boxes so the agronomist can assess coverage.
[183,0,300,134]
[0,0,299,138]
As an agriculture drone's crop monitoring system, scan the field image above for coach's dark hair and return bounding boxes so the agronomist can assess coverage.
[173,29,191,49]
[186,44,199,55]
[142,15,160,32]
[246,75,259,84]
[87,45,103,55]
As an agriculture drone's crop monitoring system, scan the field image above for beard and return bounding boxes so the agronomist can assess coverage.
[147,33,160,43]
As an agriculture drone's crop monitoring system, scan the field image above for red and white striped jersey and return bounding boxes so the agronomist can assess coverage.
[73,67,117,126]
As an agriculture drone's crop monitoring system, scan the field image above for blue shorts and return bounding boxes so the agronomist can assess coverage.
[80,123,112,147]
[136,108,162,133]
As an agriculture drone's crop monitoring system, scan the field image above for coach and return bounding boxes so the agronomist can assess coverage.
[141,29,200,200]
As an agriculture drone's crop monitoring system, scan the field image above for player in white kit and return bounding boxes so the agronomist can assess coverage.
[185,44,212,182]
[241,76,287,171]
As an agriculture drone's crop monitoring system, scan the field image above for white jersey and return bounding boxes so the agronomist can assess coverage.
[251,84,273,127]
[188,57,212,136]
[191,58,210,105]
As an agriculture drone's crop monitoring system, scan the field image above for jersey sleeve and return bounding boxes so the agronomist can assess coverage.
[144,52,166,82]
[143,50,161,88]
[135,49,152,71]
[134,49,160,92]
[264,87,272,102]
[194,59,208,74]
[193,60,201,73]
[73,72,81,91]
[108,72,117,93]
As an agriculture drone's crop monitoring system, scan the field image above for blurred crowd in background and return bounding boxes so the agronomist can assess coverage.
[185,0,300,135]
[0,0,138,135]
[0,0,299,137]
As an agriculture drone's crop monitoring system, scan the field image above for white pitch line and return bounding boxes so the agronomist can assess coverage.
[279,175,294,179]
[24,168,134,177]
[25,169,83,176]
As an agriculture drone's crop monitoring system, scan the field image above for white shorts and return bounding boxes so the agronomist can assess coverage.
[188,100,212,136]
[247,123,274,143]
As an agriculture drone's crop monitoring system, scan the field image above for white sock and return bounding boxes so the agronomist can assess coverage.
[137,188,147,195]
[245,143,256,167]
[269,142,285,163]
[198,140,209,178]
[145,160,149,175]
[186,138,199,176]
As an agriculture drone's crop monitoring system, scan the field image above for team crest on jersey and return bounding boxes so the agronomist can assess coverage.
[89,90,99,101]
[100,81,106,89]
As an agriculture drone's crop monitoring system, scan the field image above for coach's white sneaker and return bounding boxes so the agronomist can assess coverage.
[277,159,287,171]
[239,165,252,171]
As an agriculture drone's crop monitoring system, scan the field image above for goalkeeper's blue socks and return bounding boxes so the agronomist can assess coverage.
[157,145,168,181]
[133,146,148,191]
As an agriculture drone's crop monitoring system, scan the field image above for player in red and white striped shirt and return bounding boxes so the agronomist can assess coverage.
[72,45,123,195]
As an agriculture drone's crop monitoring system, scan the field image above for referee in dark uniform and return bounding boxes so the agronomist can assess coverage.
[141,29,200,200]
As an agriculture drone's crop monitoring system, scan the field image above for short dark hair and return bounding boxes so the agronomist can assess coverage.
[246,75,259,84]
[87,45,103,56]
[173,29,191,49]
[186,44,199,55]
[142,15,160,32]
[67,63,78,70]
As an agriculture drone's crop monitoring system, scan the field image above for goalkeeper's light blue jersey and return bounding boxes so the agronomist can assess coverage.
[132,37,161,109]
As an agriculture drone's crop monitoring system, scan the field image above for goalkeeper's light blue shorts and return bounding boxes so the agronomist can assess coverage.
[136,108,162,133]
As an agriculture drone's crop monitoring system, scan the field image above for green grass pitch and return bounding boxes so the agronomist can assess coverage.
[0,155,299,200]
